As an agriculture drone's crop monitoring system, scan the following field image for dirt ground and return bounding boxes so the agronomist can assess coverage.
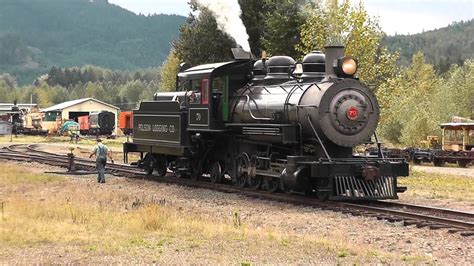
[0,158,473,264]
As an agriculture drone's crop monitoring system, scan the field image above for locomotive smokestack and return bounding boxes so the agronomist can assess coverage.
[324,45,344,78]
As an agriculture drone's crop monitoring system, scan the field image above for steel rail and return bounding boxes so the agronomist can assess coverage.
[374,201,474,220]
[341,202,473,231]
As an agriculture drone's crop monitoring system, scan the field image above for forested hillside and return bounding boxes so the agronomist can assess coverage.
[0,0,185,84]
[384,20,474,72]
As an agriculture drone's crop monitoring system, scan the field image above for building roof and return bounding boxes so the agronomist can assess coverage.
[41,98,119,113]
[439,122,474,130]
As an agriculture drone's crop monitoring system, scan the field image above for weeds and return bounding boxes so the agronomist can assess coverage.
[233,209,242,227]
[399,170,474,202]
[337,250,348,258]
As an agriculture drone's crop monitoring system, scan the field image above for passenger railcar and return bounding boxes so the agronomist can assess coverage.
[123,46,409,200]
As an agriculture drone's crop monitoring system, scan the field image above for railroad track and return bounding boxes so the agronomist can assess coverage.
[1,143,473,237]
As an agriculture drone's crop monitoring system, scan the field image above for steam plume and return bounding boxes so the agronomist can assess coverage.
[196,0,251,52]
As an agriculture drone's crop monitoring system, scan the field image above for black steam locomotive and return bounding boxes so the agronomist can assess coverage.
[124,46,409,200]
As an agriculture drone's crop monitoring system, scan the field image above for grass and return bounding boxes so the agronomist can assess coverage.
[0,162,434,263]
[399,169,474,203]
[0,164,65,185]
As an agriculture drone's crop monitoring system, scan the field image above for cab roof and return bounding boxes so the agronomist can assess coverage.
[177,60,253,80]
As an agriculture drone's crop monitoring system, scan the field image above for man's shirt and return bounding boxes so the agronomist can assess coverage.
[92,143,108,160]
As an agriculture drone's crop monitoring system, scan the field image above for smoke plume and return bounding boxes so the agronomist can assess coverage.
[196,0,251,52]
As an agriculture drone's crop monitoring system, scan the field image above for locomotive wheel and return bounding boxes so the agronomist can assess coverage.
[209,161,223,184]
[279,179,291,194]
[248,155,262,190]
[458,160,469,168]
[190,160,203,180]
[248,175,262,190]
[234,153,250,188]
[143,154,167,176]
[413,158,422,165]
[264,176,280,193]
[433,158,445,167]
[143,153,155,175]
[154,155,167,177]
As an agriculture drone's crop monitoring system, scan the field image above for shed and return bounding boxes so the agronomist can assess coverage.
[41,98,120,134]
[0,121,13,135]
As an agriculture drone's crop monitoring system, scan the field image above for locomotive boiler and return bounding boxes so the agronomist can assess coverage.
[123,46,409,200]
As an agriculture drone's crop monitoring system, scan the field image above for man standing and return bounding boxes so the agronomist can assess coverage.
[89,139,113,183]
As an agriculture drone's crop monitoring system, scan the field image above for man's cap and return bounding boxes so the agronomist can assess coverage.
[96,138,102,142]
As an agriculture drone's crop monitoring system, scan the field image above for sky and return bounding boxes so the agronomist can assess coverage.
[108,0,474,36]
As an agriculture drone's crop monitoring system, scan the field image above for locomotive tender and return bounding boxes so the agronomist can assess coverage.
[124,46,409,200]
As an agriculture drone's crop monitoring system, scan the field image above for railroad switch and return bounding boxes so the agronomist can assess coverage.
[67,147,76,173]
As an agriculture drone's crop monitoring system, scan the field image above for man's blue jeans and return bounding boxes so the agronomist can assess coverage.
[96,161,106,183]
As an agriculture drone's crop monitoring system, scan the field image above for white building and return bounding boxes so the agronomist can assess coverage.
[41,98,120,134]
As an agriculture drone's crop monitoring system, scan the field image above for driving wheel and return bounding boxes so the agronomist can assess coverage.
[209,161,223,184]
[234,153,250,188]
[248,155,262,190]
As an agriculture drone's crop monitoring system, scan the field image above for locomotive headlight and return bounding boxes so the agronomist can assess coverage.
[338,57,358,77]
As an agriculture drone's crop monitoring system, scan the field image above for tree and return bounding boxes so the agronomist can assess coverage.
[297,0,398,89]
[173,1,236,66]
[377,52,440,145]
[0,73,18,88]
[239,0,267,57]
[431,60,474,121]
[160,49,181,92]
[261,0,307,59]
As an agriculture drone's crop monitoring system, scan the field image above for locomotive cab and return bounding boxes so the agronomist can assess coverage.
[176,60,253,130]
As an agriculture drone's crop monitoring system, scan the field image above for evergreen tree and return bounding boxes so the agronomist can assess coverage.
[239,0,267,57]
[173,1,236,66]
[261,0,307,59]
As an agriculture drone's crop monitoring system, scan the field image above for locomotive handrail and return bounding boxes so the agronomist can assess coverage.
[307,115,332,162]
[278,85,288,93]
[245,95,274,121]
[284,84,305,121]
[374,132,386,161]
[295,104,318,108]
[233,95,274,121]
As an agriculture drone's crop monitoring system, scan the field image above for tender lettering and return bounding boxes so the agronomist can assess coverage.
[138,123,178,134]
[153,124,168,133]
[138,123,151,132]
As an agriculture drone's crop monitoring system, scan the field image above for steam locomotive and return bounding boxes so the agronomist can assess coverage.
[123,46,409,200]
